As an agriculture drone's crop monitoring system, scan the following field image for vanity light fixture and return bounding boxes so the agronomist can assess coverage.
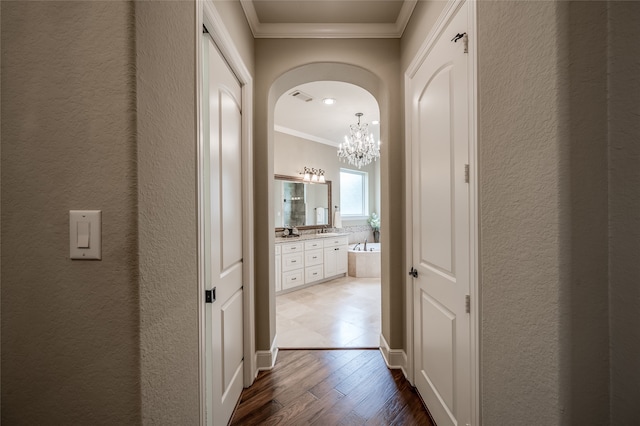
[301,167,325,183]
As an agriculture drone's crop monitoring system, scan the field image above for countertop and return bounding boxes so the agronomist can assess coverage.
[274,232,349,244]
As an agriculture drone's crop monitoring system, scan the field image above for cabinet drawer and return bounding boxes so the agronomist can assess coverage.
[281,242,303,254]
[282,252,304,272]
[323,236,348,248]
[304,239,323,251]
[275,244,281,255]
[305,249,323,266]
[282,269,304,290]
[305,265,324,284]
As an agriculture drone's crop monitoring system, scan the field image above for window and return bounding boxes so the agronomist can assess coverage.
[340,169,368,217]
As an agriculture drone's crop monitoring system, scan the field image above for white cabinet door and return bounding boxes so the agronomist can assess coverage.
[324,247,337,278]
[409,3,472,426]
[335,246,347,275]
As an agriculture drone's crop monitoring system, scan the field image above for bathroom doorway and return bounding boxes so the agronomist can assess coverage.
[273,80,382,348]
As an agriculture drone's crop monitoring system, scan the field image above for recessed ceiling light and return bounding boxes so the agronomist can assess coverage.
[322,98,336,105]
[372,120,379,125]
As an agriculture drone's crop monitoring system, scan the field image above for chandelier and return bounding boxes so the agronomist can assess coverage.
[337,113,380,169]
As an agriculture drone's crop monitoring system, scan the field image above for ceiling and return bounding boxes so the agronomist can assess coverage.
[275,81,380,147]
[240,0,417,38]
[249,1,412,145]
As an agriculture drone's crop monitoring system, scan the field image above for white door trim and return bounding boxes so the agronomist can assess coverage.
[196,2,256,425]
[404,0,479,424]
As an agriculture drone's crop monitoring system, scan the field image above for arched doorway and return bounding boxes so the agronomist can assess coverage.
[253,61,404,367]
[273,80,382,348]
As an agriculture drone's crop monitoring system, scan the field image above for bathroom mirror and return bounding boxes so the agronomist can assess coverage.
[274,175,332,230]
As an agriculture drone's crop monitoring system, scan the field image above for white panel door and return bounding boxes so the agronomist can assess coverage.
[203,33,244,426]
[410,3,471,426]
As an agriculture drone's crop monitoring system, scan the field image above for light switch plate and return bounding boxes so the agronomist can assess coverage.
[69,210,101,260]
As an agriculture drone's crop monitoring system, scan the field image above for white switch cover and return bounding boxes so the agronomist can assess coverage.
[70,210,101,260]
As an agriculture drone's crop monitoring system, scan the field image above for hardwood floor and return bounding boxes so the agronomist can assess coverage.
[230,349,434,425]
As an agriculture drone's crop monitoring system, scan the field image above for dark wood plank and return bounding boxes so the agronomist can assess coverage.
[275,350,366,406]
[261,391,317,425]
[230,398,282,426]
[309,354,399,426]
[237,350,319,403]
[338,411,368,425]
[230,349,432,426]
[293,388,345,424]
[308,350,380,398]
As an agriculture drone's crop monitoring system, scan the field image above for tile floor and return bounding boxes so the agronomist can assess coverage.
[276,276,381,348]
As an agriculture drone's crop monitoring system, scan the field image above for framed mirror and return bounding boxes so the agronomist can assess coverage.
[274,175,332,230]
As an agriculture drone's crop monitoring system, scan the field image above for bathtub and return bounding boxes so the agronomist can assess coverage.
[348,243,381,278]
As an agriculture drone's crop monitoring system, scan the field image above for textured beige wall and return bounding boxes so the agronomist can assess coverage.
[478,2,568,423]
[212,0,255,75]
[136,1,197,424]
[479,2,620,423]
[137,1,254,423]
[255,39,403,350]
[609,2,640,423]
[2,2,140,423]
[400,0,446,71]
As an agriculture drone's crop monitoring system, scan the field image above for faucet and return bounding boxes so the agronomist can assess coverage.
[364,238,368,251]
[352,243,360,251]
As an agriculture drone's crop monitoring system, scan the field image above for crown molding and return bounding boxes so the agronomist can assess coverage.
[240,0,417,39]
[275,125,340,147]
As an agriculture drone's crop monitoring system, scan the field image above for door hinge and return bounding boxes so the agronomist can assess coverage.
[465,295,471,313]
[205,288,216,303]
[464,164,470,183]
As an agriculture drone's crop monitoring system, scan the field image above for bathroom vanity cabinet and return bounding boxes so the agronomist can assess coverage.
[323,237,348,277]
[275,235,348,293]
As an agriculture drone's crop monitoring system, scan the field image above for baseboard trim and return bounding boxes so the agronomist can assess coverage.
[379,334,408,378]
[256,335,279,372]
